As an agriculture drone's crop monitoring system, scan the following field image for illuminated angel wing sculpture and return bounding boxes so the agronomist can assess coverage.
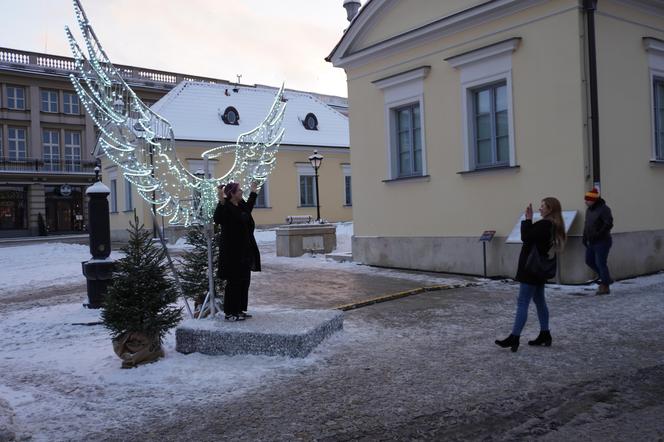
[65,0,286,226]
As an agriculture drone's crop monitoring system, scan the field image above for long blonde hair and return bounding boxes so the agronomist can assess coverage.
[542,197,566,250]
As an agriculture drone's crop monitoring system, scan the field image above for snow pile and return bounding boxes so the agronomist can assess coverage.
[254,229,276,244]
[0,243,120,298]
[333,221,353,253]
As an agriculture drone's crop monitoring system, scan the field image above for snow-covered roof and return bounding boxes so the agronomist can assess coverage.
[150,82,350,148]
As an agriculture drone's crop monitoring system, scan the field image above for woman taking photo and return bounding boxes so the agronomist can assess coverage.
[495,197,566,352]
[214,181,261,321]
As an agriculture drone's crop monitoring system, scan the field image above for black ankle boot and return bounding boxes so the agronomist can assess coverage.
[528,330,552,346]
[495,334,520,352]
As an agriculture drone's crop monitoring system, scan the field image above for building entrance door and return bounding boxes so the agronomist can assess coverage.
[45,185,84,233]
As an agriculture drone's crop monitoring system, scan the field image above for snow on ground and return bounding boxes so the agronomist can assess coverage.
[0,243,121,298]
[0,302,324,441]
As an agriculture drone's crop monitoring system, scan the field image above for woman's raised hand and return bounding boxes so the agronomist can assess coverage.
[250,181,258,193]
[525,203,533,220]
[217,185,226,202]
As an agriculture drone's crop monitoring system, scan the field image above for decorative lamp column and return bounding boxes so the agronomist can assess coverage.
[308,150,324,223]
[81,164,114,308]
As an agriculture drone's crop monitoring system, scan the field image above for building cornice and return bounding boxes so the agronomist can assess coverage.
[328,0,545,69]
[372,66,431,89]
[643,37,664,55]
[445,37,521,68]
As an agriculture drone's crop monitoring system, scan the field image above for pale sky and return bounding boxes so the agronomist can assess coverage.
[0,0,350,97]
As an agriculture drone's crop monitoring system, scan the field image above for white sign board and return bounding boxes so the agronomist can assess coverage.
[505,210,577,244]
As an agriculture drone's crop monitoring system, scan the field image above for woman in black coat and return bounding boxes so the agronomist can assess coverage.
[214,181,261,321]
[495,197,566,352]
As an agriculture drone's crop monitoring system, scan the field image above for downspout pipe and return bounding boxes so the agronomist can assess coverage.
[583,0,601,187]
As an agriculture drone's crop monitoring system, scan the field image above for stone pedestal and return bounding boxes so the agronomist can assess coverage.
[276,223,336,257]
[176,307,343,358]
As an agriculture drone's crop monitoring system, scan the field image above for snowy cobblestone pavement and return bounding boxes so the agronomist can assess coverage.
[2,235,664,440]
[89,274,664,441]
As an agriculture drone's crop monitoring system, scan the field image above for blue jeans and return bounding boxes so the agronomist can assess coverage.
[585,238,613,285]
[511,283,549,336]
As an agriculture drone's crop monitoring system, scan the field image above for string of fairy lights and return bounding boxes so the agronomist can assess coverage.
[65,0,286,227]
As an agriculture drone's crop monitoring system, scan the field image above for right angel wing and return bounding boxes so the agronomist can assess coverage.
[202,85,286,192]
[65,0,203,226]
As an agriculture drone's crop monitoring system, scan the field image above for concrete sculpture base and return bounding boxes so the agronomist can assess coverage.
[175,307,343,358]
[276,223,337,257]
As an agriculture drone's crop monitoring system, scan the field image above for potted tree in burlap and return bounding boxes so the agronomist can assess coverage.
[177,225,223,318]
[101,213,182,368]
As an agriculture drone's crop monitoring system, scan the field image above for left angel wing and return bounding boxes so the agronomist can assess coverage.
[202,85,287,192]
[65,0,203,226]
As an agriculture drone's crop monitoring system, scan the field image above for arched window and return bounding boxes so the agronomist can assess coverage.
[221,106,240,125]
[303,113,318,131]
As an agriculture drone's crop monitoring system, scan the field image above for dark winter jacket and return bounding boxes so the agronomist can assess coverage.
[214,192,261,280]
[583,198,613,245]
[515,219,554,285]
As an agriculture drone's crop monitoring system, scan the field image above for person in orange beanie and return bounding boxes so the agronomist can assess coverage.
[582,187,614,295]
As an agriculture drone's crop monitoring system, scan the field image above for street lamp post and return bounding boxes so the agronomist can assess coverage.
[308,150,324,223]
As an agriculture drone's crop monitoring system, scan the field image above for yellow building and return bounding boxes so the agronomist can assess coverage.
[328,0,664,283]
[102,82,351,241]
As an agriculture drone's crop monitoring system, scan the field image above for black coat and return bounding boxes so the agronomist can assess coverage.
[583,198,613,245]
[515,219,553,285]
[213,192,261,280]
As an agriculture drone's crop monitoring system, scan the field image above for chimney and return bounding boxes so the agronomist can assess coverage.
[343,0,361,22]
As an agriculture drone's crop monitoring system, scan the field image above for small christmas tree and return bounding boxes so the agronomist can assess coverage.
[102,213,182,368]
[177,225,223,317]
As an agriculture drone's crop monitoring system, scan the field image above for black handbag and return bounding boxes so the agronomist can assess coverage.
[525,246,557,280]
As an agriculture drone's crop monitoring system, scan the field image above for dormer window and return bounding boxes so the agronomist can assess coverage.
[303,113,318,131]
[222,106,240,125]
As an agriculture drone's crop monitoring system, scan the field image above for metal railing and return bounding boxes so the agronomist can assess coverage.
[0,157,96,173]
[0,47,229,89]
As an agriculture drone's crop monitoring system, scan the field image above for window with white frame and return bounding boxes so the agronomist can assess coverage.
[7,86,25,110]
[296,163,317,207]
[255,180,268,208]
[342,164,352,206]
[395,104,423,176]
[645,38,664,160]
[471,82,509,168]
[655,78,664,160]
[42,129,60,171]
[41,90,58,113]
[64,131,82,171]
[110,178,118,213]
[187,159,216,177]
[8,127,27,160]
[124,179,133,211]
[373,66,429,180]
[446,38,520,171]
[63,92,80,114]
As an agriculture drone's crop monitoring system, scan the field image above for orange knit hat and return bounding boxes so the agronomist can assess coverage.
[584,187,600,202]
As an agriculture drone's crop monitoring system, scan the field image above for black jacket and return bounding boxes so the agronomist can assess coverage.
[515,219,554,285]
[583,198,613,245]
[213,192,261,280]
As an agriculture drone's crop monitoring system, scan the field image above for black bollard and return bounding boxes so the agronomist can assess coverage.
[81,166,114,308]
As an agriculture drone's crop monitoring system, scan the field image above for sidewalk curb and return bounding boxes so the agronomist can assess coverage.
[335,282,479,312]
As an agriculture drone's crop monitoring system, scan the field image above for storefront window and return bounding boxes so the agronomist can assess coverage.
[0,186,28,230]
